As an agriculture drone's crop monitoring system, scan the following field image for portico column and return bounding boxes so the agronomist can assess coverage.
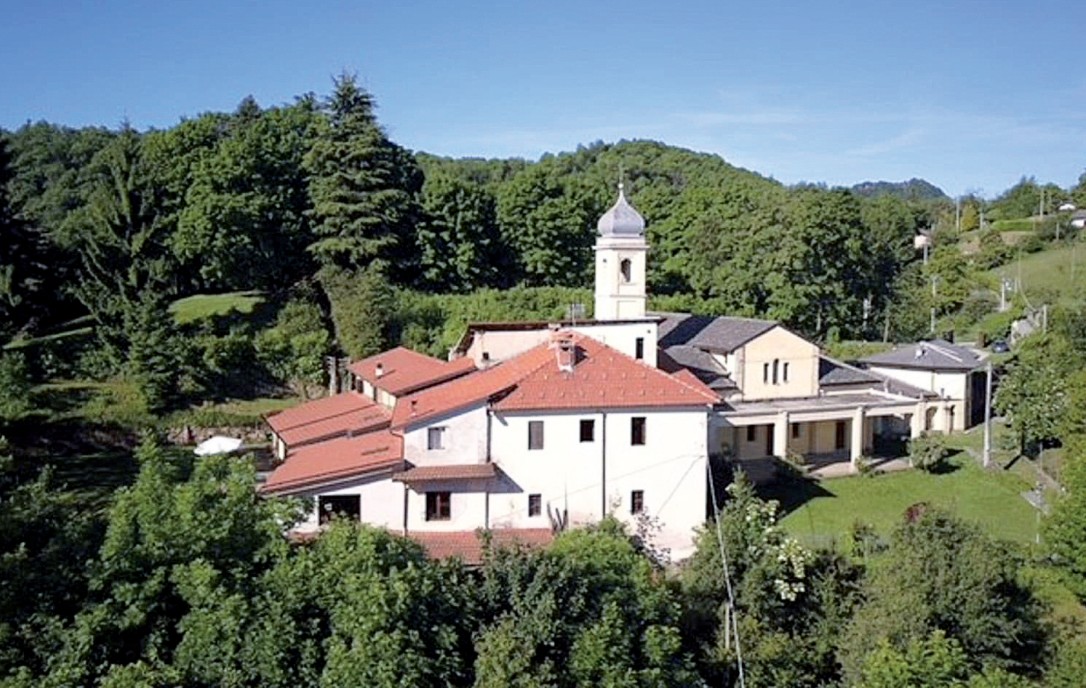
[773,411,790,458]
[909,402,925,439]
[943,402,954,433]
[850,406,865,465]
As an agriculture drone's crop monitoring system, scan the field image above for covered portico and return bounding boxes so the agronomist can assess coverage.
[715,392,950,469]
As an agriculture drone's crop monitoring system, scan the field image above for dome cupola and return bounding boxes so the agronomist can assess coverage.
[596,183,645,237]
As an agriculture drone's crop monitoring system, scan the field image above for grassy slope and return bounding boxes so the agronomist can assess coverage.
[169,290,266,325]
[772,454,1039,547]
[986,241,1086,306]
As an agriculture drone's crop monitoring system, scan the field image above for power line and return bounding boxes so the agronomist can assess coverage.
[707,462,747,688]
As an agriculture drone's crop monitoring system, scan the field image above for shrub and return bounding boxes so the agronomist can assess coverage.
[908,432,948,472]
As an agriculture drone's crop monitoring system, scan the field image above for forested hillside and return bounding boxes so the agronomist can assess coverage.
[6,74,1086,687]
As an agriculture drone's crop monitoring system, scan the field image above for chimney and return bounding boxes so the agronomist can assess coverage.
[375,362,384,378]
[410,399,418,416]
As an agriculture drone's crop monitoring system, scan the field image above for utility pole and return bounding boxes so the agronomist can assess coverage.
[983,360,993,468]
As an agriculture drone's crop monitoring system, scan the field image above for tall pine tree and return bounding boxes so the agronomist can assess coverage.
[304,74,422,280]
[0,135,45,339]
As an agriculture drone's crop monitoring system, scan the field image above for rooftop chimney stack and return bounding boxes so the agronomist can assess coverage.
[375,362,384,378]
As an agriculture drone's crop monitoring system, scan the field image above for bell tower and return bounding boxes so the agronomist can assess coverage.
[594,183,647,320]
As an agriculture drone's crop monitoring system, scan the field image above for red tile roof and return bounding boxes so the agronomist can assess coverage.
[491,335,720,412]
[266,392,388,441]
[391,334,717,427]
[349,347,476,396]
[261,430,403,495]
[671,368,723,402]
[408,528,554,565]
[391,344,557,428]
[392,463,497,482]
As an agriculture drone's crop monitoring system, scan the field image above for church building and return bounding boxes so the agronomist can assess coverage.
[262,185,942,561]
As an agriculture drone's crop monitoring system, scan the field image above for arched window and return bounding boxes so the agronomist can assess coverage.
[783,362,790,383]
[772,358,779,385]
[620,258,632,283]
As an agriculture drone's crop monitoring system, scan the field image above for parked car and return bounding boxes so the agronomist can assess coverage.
[990,339,1010,353]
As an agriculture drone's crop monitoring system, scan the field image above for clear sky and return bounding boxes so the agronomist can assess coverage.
[2,1,1084,198]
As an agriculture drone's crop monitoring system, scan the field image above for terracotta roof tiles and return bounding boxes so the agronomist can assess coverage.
[262,430,403,495]
[408,528,554,565]
[392,463,497,482]
[349,347,476,396]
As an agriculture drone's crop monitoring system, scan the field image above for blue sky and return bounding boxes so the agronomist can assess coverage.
[2,1,1084,198]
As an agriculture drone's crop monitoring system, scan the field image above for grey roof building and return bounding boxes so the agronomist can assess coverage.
[656,312,777,353]
[859,339,982,372]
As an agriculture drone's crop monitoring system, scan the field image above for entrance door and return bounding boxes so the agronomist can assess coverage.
[765,424,774,456]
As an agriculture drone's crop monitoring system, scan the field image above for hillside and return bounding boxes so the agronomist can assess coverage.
[851,177,948,201]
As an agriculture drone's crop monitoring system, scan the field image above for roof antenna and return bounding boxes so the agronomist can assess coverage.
[618,162,625,195]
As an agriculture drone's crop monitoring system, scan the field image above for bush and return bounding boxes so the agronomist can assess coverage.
[908,432,948,472]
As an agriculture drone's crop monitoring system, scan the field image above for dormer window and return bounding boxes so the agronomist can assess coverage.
[620,258,632,283]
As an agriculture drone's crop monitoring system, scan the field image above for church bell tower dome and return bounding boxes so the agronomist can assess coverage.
[596,183,645,237]
[594,184,648,321]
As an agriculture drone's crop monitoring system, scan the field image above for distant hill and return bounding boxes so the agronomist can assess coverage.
[851,178,948,201]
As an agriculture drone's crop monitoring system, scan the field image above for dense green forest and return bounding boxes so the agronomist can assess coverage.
[5,74,1086,686]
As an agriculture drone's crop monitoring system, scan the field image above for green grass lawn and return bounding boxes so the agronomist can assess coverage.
[170,290,266,325]
[767,450,1041,548]
[986,240,1086,306]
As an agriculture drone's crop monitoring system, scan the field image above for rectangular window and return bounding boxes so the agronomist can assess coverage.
[630,490,644,515]
[528,493,542,517]
[528,420,544,450]
[791,423,800,439]
[631,417,646,446]
[763,362,770,383]
[746,425,756,442]
[635,337,645,360]
[425,492,451,521]
[318,495,361,524]
[835,421,847,450]
[427,426,446,450]
[579,419,595,442]
[783,362,790,383]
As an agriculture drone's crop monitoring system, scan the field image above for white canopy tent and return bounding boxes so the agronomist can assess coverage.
[194,435,244,456]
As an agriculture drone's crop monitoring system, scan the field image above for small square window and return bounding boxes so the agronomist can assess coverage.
[630,490,644,515]
[528,420,544,450]
[746,426,756,442]
[528,493,541,517]
[425,492,451,521]
[427,426,446,450]
[580,419,595,442]
[631,417,646,446]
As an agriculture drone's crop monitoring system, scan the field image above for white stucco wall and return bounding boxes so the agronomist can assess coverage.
[403,404,489,466]
[461,322,659,369]
[404,479,490,533]
[290,471,405,534]
[490,407,709,559]
[867,366,969,430]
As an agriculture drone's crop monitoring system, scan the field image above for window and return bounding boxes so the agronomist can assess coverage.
[630,490,644,514]
[579,419,595,442]
[746,425,756,442]
[427,426,446,450]
[635,337,644,360]
[791,423,800,439]
[620,258,632,283]
[528,494,542,517]
[835,421,846,450]
[631,417,646,446]
[763,362,769,383]
[783,362,790,383]
[528,420,544,450]
[318,495,360,524]
[425,492,451,521]
[772,358,779,385]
